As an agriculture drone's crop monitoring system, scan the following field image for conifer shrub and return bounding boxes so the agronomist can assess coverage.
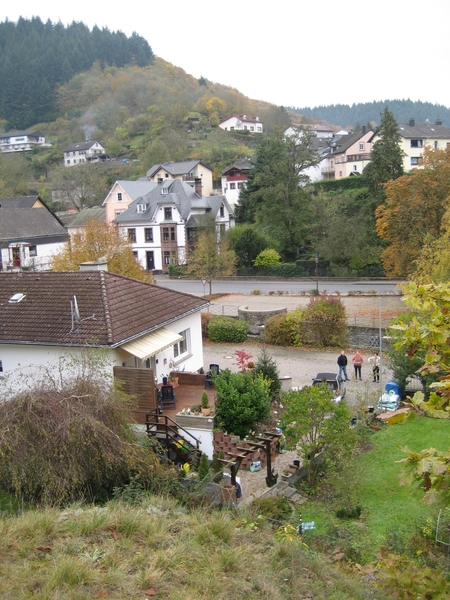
[208,316,248,343]
[254,346,281,399]
[198,453,211,481]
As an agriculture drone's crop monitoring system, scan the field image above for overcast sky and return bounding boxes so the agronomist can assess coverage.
[3,0,450,109]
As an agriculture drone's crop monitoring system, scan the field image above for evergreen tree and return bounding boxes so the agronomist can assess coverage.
[254,346,281,399]
[363,106,405,199]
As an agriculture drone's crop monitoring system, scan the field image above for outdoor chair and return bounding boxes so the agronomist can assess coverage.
[209,364,220,375]
[160,385,177,410]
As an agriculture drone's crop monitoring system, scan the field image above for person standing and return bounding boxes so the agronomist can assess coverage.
[352,350,364,380]
[368,352,381,382]
[337,350,350,381]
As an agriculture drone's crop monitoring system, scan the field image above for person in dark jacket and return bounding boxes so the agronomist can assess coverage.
[337,350,350,381]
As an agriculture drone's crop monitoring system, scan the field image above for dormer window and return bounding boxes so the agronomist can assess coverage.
[161,188,168,195]
[164,207,172,220]
[137,203,147,213]
[220,205,225,218]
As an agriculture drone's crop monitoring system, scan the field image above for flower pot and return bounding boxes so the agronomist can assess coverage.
[201,407,211,416]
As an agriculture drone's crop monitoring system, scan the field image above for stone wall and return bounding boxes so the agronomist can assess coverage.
[238,305,287,336]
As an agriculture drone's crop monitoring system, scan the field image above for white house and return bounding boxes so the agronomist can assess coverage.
[220,158,254,208]
[63,141,106,167]
[114,178,234,273]
[396,119,450,171]
[219,114,264,133]
[146,160,214,197]
[0,196,69,271]
[0,270,209,393]
[0,130,51,153]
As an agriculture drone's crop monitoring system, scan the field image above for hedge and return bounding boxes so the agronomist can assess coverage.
[208,316,248,343]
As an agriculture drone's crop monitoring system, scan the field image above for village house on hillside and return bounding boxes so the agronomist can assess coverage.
[63,140,106,166]
[114,178,234,273]
[146,160,214,196]
[220,158,254,208]
[395,119,450,171]
[219,114,264,133]
[322,127,375,180]
[0,130,51,153]
[0,196,69,271]
[0,270,209,400]
[103,180,157,224]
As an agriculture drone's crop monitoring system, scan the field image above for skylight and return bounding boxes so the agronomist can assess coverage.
[9,293,26,304]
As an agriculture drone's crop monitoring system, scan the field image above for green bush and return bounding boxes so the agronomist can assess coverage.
[264,309,304,346]
[208,316,248,343]
[264,313,292,346]
[301,294,347,347]
[214,369,271,438]
[253,248,281,267]
[251,495,293,520]
[198,453,211,481]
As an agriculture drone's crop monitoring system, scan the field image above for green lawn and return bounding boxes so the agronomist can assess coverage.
[301,416,450,562]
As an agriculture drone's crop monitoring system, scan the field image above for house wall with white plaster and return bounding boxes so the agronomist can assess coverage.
[0,312,204,392]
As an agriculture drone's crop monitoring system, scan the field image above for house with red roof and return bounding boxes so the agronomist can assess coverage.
[0,270,209,397]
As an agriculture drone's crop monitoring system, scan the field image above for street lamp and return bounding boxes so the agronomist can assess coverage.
[201,278,206,297]
[315,252,319,293]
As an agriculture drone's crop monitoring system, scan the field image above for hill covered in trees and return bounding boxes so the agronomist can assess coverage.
[294,99,450,129]
[0,17,154,129]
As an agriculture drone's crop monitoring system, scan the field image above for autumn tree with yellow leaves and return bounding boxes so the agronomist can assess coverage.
[375,147,450,277]
[52,219,152,282]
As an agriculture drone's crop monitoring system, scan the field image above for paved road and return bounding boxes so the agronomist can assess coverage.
[155,275,403,297]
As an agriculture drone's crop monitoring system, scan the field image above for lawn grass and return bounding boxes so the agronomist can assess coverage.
[301,416,450,563]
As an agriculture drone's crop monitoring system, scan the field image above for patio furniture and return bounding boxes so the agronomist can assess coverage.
[160,385,177,410]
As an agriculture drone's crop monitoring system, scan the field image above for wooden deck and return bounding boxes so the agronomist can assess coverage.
[158,382,215,420]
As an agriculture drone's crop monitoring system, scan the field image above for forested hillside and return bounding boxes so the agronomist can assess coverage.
[0,17,154,129]
[294,99,450,129]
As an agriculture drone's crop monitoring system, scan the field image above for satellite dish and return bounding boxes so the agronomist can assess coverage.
[73,295,81,322]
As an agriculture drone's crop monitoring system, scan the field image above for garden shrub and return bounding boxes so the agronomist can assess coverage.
[300,294,347,347]
[254,346,281,399]
[253,248,281,267]
[208,316,248,343]
[264,313,292,346]
[214,369,270,438]
[264,309,304,346]
[251,495,292,520]
[0,357,163,506]
[201,312,214,339]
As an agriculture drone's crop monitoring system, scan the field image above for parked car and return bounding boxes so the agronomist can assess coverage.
[312,372,346,403]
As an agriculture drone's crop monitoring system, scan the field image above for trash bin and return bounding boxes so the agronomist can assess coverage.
[385,381,401,396]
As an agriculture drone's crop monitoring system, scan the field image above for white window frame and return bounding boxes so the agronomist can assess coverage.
[173,329,189,359]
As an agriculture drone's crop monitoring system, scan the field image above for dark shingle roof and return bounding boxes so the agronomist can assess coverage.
[398,122,450,139]
[63,140,104,153]
[0,271,209,347]
[0,198,69,247]
[114,179,229,224]
[65,207,106,228]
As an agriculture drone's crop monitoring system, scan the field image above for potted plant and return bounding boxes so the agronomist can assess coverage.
[169,371,179,384]
[191,404,201,416]
[201,391,211,416]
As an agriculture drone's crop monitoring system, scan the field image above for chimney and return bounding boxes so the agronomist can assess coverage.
[436,119,442,126]
[362,125,366,135]
[409,118,415,127]
[79,259,108,272]
[194,177,202,197]
[157,177,163,184]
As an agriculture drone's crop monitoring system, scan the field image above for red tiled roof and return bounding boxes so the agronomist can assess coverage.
[0,271,209,347]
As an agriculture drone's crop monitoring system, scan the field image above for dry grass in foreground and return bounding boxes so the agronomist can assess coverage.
[0,496,367,600]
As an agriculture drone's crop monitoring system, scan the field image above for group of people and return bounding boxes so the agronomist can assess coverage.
[337,350,381,382]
